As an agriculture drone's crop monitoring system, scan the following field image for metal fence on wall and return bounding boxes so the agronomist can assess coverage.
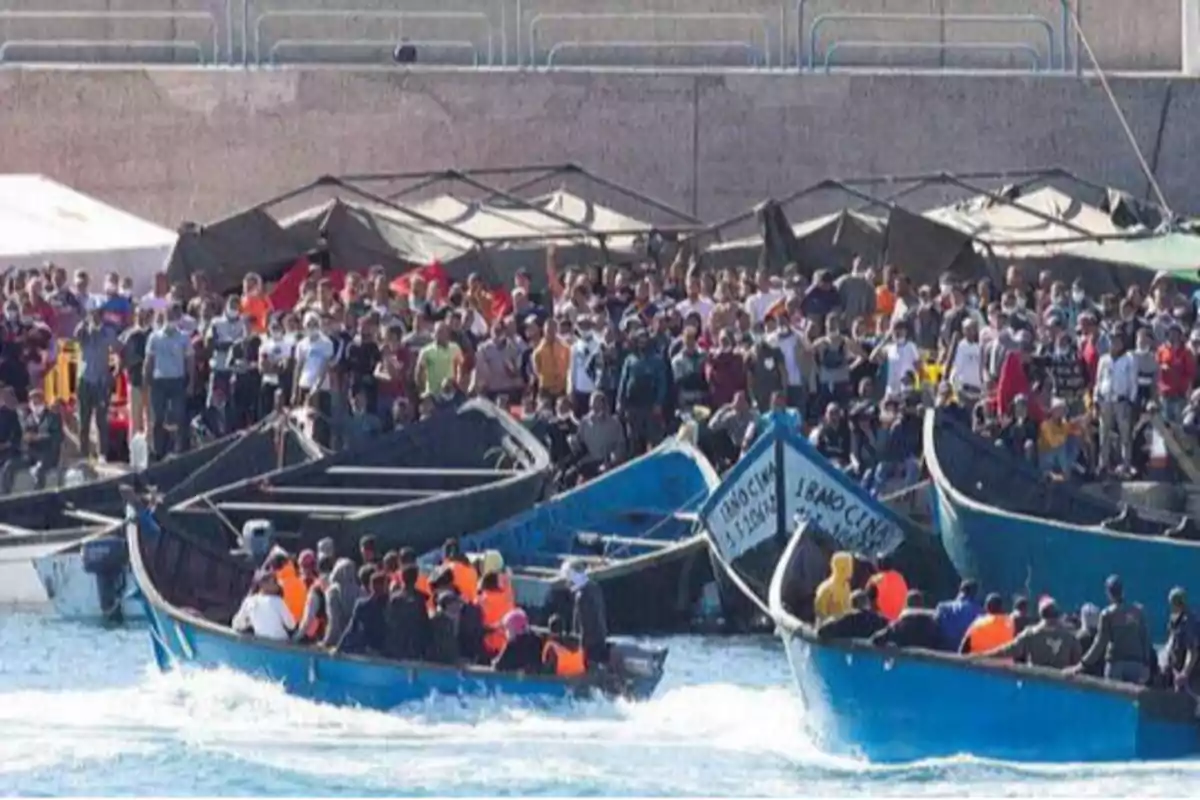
[0,0,1181,73]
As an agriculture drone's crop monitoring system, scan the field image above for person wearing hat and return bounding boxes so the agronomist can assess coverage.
[1037,397,1082,478]
[1068,575,1153,684]
[971,596,1082,669]
[1165,587,1200,693]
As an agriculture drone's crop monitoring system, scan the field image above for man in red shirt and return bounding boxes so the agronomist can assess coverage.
[1157,324,1196,422]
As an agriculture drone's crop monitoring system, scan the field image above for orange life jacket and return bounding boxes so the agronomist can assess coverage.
[869,570,908,622]
[276,562,308,623]
[477,587,516,657]
[963,613,1015,655]
[446,560,478,603]
[302,576,328,641]
[542,639,586,677]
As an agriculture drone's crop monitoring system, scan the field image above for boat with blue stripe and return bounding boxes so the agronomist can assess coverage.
[127,497,668,708]
[422,440,720,633]
[762,519,1200,762]
[699,412,954,612]
[925,408,1200,634]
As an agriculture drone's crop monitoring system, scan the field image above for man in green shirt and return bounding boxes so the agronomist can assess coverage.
[415,322,462,396]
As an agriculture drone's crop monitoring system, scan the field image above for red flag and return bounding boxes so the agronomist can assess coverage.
[996,351,1044,422]
[268,259,351,313]
[489,286,513,320]
[391,261,450,301]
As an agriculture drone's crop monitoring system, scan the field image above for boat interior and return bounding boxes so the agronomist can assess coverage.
[931,410,1200,540]
[0,423,319,533]
[170,402,548,547]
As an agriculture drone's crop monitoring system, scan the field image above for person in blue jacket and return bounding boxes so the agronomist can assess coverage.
[616,326,668,455]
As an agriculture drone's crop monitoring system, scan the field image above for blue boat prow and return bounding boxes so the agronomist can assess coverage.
[126,499,668,709]
[699,413,951,606]
[761,520,1200,763]
[421,440,720,633]
[925,409,1200,634]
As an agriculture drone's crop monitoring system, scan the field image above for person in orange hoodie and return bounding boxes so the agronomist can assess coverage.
[265,547,308,624]
[959,593,1015,656]
[868,554,909,622]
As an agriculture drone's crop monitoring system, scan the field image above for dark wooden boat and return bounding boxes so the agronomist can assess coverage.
[170,399,553,557]
[128,494,668,706]
[926,408,1200,634]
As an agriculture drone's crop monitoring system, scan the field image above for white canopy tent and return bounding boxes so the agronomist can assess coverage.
[0,175,177,293]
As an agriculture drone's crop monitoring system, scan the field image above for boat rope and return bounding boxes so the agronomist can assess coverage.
[1058,0,1173,216]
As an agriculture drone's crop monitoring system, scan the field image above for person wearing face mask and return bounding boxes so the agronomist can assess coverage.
[1094,335,1138,477]
[96,273,132,335]
[813,311,862,411]
[566,315,602,418]
[143,307,195,458]
[1132,328,1160,412]
[205,300,247,429]
[74,307,117,462]
[871,321,922,398]
[292,313,336,449]
[257,320,293,420]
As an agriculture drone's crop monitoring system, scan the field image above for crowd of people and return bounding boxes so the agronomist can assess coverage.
[808,552,1200,694]
[6,242,1200,495]
[231,534,608,677]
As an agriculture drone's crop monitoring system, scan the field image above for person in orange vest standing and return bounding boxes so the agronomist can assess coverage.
[959,593,1016,656]
[541,613,586,677]
[868,554,909,622]
[477,571,516,659]
[295,552,331,644]
[441,537,478,603]
[266,547,308,624]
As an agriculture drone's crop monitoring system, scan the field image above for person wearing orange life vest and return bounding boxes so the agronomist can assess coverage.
[441,537,478,603]
[868,554,909,622]
[265,547,308,623]
[541,613,586,677]
[959,593,1015,656]
[479,550,514,607]
[296,553,333,644]
[477,571,517,658]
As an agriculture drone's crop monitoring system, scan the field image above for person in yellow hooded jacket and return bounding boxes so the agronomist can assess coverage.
[814,551,854,623]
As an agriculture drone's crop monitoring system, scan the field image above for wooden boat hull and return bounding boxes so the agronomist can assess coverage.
[766,521,1200,763]
[129,504,666,707]
[925,409,1200,634]
[437,441,720,634]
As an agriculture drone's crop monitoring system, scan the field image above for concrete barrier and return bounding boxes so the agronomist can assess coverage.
[0,67,1193,228]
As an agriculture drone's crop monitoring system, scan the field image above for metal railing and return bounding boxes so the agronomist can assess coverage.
[526,11,780,69]
[545,40,767,69]
[267,38,485,66]
[250,9,496,67]
[822,40,1045,72]
[0,9,221,64]
[806,11,1057,71]
[0,38,207,64]
[797,0,1069,71]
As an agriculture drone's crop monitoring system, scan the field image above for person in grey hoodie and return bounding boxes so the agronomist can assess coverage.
[321,559,361,648]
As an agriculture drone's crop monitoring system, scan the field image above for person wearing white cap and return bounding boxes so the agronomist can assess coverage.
[1037,397,1081,478]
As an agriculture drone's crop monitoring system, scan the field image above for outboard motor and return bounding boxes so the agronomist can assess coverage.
[81,533,130,623]
[604,638,669,698]
[230,519,275,568]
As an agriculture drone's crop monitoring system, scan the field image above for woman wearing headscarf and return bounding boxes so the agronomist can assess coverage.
[1076,602,1103,677]
[321,558,361,648]
[492,609,545,673]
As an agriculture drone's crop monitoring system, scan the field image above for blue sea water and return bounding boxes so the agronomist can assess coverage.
[1,609,1198,796]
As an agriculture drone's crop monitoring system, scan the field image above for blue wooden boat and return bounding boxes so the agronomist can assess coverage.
[699,412,955,616]
[127,496,668,708]
[763,519,1200,763]
[421,440,720,633]
[170,399,553,557]
[925,408,1200,635]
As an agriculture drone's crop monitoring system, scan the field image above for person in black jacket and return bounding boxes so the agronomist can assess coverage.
[385,564,432,661]
[427,589,463,665]
[816,588,889,642]
[336,571,389,656]
[870,590,943,651]
[0,386,23,495]
[492,608,546,674]
[561,560,609,668]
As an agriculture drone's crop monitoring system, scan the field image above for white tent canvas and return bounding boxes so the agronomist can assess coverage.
[0,175,177,293]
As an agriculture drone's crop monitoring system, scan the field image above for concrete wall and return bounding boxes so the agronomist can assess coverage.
[1,67,1198,227]
[0,0,1185,70]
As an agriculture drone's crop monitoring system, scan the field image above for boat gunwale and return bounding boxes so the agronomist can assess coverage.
[922,408,1200,550]
[169,399,552,521]
[126,504,608,694]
